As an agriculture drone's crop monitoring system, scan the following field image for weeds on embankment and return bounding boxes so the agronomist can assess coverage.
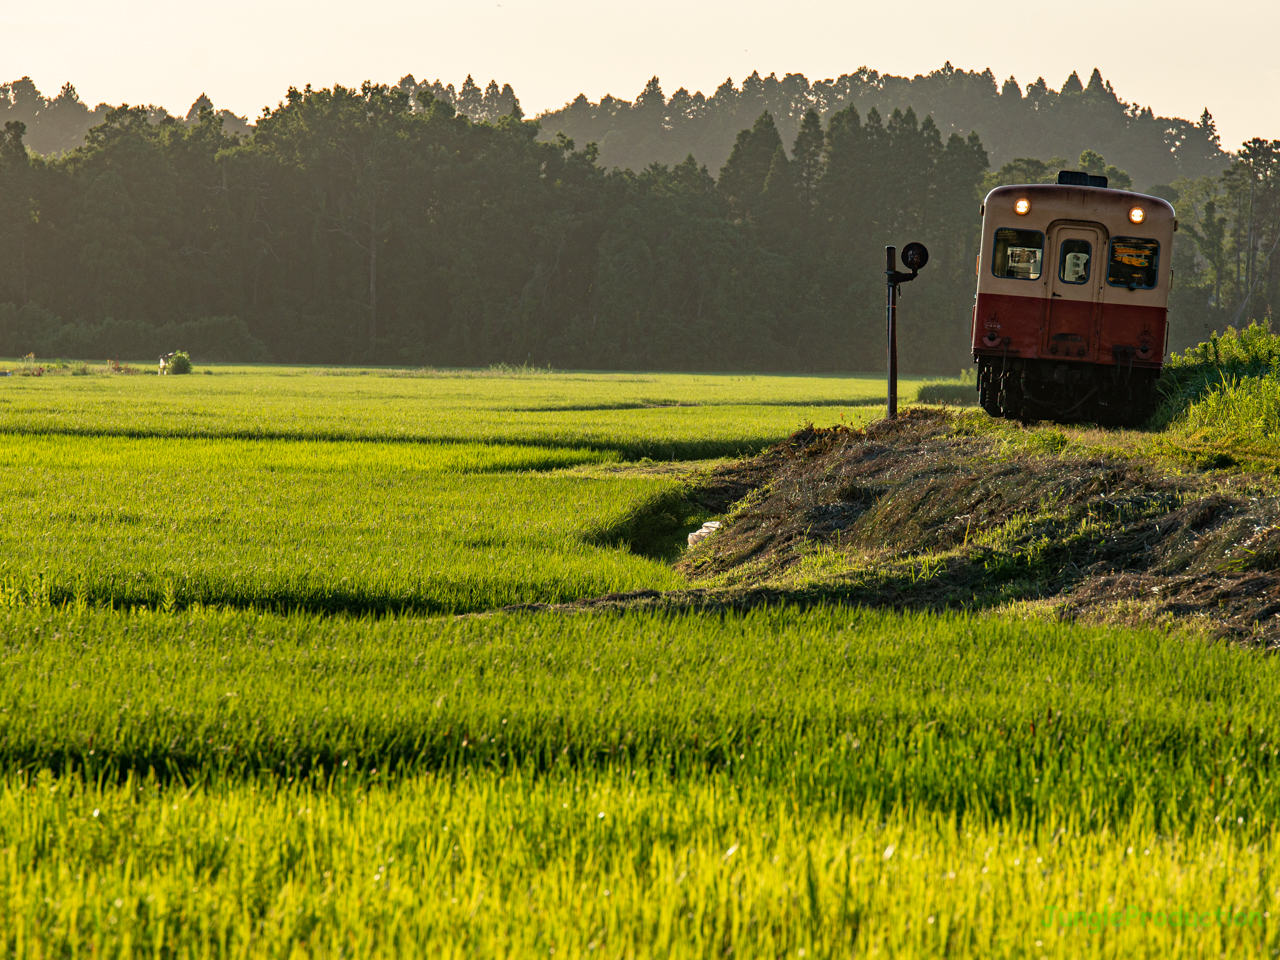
[1145,321,1280,468]
[1155,321,1280,426]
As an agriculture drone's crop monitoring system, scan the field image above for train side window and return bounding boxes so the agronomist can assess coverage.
[1058,239,1091,284]
[991,228,1043,280]
[1107,237,1159,289]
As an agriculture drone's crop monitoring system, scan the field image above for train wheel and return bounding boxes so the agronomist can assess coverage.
[978,360,1001,417]
[998,368,1023,420]
[1122,375,1159,428]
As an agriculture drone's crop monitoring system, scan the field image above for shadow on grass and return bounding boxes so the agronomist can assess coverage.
[512,398,887,412]
[0,423,791,463]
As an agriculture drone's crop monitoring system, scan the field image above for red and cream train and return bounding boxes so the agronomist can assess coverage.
[971,171,1176,426]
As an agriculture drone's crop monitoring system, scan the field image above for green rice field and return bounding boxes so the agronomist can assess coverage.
[1,363,1276,957]
[0,434,681,612]
[0,366,903,458]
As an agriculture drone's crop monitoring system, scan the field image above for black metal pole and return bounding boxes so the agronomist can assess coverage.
[886,245,898,420]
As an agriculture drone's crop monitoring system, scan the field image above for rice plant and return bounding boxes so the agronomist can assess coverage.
[0,367,899,459]
[2,604,1278,957]
[5,364,1278,956]
[0,434,685,613]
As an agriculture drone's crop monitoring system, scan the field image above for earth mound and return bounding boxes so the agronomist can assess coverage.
[523,409,1280,643]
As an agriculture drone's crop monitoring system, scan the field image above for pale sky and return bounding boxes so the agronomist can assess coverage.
[6,0,1277,151]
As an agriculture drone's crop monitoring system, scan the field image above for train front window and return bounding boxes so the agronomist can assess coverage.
[1058,239,1091,284]
[992,228,1043,281]
[1107,237,1159,289]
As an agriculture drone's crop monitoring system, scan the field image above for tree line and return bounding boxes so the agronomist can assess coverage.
[0,76,1273,372]
[3,65,1228,193]
[0,78,252,157]
[1160,140,1280,348]
[0,82,989,372]
[536,65,1228,192]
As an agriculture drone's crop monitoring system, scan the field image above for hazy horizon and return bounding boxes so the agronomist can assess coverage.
[5,0,1277,153]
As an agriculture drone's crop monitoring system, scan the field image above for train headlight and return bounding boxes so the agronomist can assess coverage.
[1129,206,1145,224]
[1015,198,1031,215]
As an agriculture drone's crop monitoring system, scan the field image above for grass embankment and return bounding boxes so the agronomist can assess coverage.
[1150,322,1280,470]
[914,370,979,407]
[3,604,1278,956]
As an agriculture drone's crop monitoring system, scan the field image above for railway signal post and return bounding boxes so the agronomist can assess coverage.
[885,242,929,419]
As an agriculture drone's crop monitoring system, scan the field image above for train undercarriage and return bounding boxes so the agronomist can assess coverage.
[976,355,1159,428]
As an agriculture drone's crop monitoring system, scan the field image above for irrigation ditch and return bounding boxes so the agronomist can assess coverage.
[533,408,1280,644]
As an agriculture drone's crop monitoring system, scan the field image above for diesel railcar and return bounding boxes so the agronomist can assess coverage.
[972,171,1176,426]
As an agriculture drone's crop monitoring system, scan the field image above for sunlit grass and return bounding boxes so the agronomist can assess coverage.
[0,434,682,613]
[0,367,895,458]
[6,362,1280,956]
[7,768,1275,959]
[2,604,1278,957]
[3,605,1277,830]
[1181,372,1280,439]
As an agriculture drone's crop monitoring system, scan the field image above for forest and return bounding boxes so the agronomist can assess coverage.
[0,69,1275,372]
[537,65,1229,191]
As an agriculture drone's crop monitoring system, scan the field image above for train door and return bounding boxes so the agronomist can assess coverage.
[1043,224,1104,361]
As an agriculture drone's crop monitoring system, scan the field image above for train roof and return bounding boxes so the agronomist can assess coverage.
[982,183,1176,228]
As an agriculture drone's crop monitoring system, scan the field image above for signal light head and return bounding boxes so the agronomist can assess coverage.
[1129,206,1145,224]
[1014,198,1031,215]
[901,242,929,271]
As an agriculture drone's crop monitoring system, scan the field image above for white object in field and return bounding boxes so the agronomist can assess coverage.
[687,521,722,548]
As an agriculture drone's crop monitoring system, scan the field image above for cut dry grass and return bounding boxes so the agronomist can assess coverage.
[662,410,1280,640]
